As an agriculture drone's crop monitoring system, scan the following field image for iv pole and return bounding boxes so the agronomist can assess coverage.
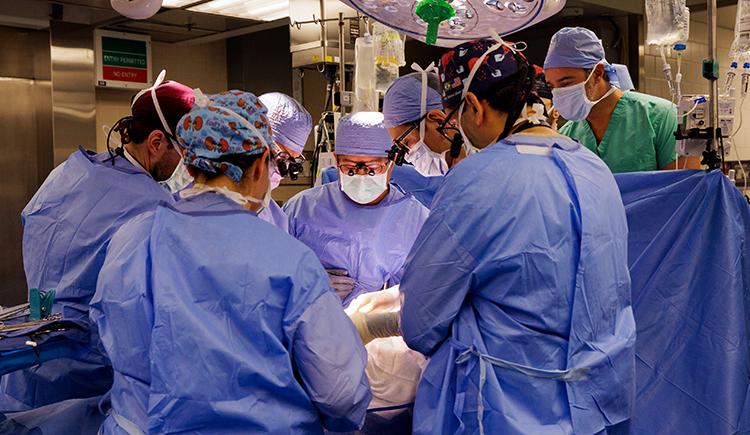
[704,0,722,169]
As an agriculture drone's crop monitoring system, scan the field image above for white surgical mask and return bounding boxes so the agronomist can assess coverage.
[246,156,275,212]
[340,171,389,204]
[409,62,450,175]
[551,64,617,121]
[161,161,194,193]
[456,101,481,155]
[406,140,448,176]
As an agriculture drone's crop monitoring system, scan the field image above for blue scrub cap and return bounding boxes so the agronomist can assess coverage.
[177,90,272,183]
[544,27,605,70]
[383,71,443,129]
[259,92,312,154]
[335,112,391,158]
[544,27,631,85]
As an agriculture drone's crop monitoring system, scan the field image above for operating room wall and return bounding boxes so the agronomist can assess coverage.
[94,40,228,152]
[0,26,53,306]
[641,7,749,161]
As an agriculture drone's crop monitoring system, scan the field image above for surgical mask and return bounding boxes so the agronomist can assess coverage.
[161,161,194,193]
[456,102,481,155]
[340,171,389,204]
[242,156,275,212]
[551,65,617,121]
[269,164,283,190]
[405,140,448,176]
[254,183,272,211]
[408,61,452,173]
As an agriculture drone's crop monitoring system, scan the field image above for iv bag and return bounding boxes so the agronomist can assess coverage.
[354,35,379,112]
[373,22,405,93]
[730,0,750,60]
[645,0,689,46]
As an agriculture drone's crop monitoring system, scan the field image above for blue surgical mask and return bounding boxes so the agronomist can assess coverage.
[551,65,616,121]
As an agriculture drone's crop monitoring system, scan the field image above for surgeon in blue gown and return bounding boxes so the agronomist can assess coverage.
[284,112,429,307]
[0,76,195,413]
[258,92,312,231]
[90,91,370,434]
[284,112,428,434]
[400,38,636,435]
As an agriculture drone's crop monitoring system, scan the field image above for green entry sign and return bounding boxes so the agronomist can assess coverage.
[95,30,152,89]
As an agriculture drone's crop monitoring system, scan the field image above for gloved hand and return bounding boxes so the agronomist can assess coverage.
[326,269,357,301]
[349,311,401,345]
[344,285,401,316]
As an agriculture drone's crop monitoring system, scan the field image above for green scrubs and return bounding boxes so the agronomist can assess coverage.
[560,91,677,173]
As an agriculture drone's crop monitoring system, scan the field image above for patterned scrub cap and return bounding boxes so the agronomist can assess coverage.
[176,90,273,183]
[438,37,530,109]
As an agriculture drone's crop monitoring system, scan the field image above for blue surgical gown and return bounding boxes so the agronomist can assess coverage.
[258,198,289,231]
[89,192,370,434]
[400,134,636,435]
[0,147,174,412]
[321,165,443,209]
[283,182,429,307]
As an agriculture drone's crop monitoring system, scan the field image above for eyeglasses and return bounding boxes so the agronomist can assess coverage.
[338,161,390,176]
[273,151,306,180]
[436,102,462,143]
[387,113,429,166]
[394,112,429,149]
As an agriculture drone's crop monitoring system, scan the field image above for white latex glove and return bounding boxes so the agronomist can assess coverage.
[345,285,401,316]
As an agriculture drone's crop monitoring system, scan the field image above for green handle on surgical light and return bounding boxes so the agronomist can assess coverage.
[415,0,455,46]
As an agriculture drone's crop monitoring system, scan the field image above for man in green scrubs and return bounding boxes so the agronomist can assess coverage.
[544,27,698,173]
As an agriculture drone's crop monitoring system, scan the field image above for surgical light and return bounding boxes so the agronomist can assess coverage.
[341,0,565,47]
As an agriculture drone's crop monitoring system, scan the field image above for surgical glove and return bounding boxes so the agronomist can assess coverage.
[326,270,357,301]
[348,311,401,345]
[345,285,400,316]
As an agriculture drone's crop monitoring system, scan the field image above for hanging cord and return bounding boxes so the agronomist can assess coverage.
[104,116,133,164]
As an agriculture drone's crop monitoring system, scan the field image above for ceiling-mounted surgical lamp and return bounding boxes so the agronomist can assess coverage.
[110,0,163,20]
[341,0,566,47]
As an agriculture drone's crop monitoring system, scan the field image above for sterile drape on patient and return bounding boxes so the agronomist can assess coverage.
[615,169,750,435]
